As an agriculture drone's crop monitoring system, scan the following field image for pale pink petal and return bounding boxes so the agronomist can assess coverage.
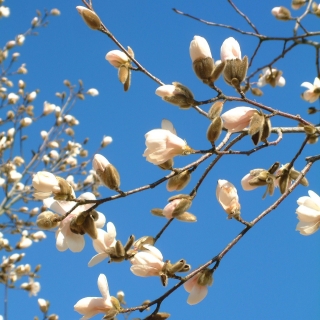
[161,119,177,135]
[241,174,259,191]
[183,275,199,293]
[187,285,208,305]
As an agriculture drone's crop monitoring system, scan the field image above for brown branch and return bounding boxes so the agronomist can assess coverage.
[227,0,259,34]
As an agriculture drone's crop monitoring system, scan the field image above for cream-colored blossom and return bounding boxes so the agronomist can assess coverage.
[43,192,106,252]
[143,128,189,165]
[216,179,240,218]
[296,190,320,235]
[257,68,286,87]
[301,77,320,103]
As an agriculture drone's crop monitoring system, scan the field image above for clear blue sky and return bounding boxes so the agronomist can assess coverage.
[1,0,319,319]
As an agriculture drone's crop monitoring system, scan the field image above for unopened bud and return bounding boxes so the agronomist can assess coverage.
[251,87,263,96]
[76,6,101,30]
[167,171,191,191]
[208,101,224,120]
[206,117,223,143]
[175,211,197,222]
[36,211,59,230]
[157,158,173,170]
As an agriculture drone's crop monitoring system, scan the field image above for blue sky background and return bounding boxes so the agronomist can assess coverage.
[1,0,320,319]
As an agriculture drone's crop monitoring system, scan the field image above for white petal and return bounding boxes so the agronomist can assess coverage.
[55,231,68,251]
[296,205,320,222]
[296,221,320,235]
[66,233,85,252]
[143,244,163,261]
[97,274,110,301]
[300,82,313,90]
[88,253,109,267]
[95,212,106,228]
[161,119,177,135]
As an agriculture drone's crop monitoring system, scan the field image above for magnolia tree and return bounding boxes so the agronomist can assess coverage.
[0,0,319,319]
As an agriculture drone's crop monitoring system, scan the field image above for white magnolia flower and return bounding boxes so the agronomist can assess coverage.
[130,244,164,277]
[43,192,106,252]
[257,68,286,87]
[143,127,190,165]
[88,222,117,267]
[220,37,241,61]
[20,117,32,127]
[296,190,320,235]
[74,274,115,320]
[301,77,320,103]
[101,136,113,148]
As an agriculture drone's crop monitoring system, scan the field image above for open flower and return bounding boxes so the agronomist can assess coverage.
[301,77,320,103]
[257,68,286,87]
[221,107,257,132]
[74,274,118,320]
[143,127,191,165]
[88,222,117,267]
[43,192,106,252]
[184,269,213,305]
[216,179,241,219]
[220,37,241,61]
[296,190,320,235]
[130,244,164,277]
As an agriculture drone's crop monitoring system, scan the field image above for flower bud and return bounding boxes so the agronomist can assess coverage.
[76,6,101,30]
[190,36,215,81]
[157,158,174,170]
[223,56,248,89]
[20,117,32,127]
[175,211,197,222]
[206,117,223,143]
[272,6,291,20]
[36,211,59,230]
[101,136,112,148]
[167,171,191,191]
[251,87,263,96]
[38,298,49,313]
[291,0,307,10]
[93,154,121,191]
[163,198,192,218]
[26,91,37,102]
[155,82,194,109]
[86,88,99,96]
[54,176,75,200]
[208,101,224,120]
[197,268,214,286]
[50,8,61,16]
